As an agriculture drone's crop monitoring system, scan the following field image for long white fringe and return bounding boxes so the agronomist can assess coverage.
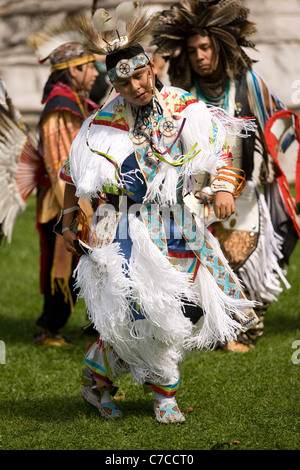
[185,264,253,350]
[69,111,134,200]
[180,100,223,172]
[143,99,230,205]
[74,243,133,335]
[209,104,257,142]
[69,89,255,204]
[73,240,189,384]
[183,223,257,350]
[74,208,257,382]
[237,183,291,302]
[143,161,179,206]
[128,213,195,343]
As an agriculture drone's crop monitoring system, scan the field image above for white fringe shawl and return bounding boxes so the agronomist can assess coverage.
[74,210,256,382]
[68,89,256,204]
[128,214,196,343]
[73,214,196,384]
[141,98,256,206]
[237,183,291,303]
[143,99,219,205]
[179,102,256,200]
[69,107,134,200]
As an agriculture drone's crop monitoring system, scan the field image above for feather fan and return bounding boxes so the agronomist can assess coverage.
[0,84,42,243]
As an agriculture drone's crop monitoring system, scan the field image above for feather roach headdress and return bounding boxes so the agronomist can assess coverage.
[151,0,257,90]
[77,2,155,81]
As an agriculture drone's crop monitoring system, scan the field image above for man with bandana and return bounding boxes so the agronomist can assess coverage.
[58,3,258,423]
[151,0,300,352]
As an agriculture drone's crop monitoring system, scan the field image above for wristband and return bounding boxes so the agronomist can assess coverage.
[62,227,72,234]
[194,167,246,201]
[210,168,246,197]
[62,204,79,215]
[211,173,236,194]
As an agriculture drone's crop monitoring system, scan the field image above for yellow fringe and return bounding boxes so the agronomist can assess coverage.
[50,275,75,313]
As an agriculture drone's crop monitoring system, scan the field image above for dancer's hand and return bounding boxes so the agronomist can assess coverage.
[63,229,78,255]
[213,191,235,219]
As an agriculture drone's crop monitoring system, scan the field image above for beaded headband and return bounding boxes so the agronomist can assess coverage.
[107,52,150,82]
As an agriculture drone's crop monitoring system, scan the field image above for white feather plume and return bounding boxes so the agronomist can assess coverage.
[116,1,140,23]
[92,8,117,32]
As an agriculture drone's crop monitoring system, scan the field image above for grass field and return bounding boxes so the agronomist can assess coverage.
[0,195,299,451]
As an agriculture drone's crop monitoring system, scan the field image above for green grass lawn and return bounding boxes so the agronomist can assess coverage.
[0,195,299,451]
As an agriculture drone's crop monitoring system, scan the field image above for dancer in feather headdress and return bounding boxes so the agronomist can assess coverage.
[58,1,258,423]
[29,15,99,347]
[152,0,256,91]
[151,0,300,351]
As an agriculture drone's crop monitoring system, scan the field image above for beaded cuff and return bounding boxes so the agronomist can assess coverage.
[195,167,246,201]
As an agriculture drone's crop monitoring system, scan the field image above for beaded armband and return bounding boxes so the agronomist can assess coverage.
[195,167,246,201]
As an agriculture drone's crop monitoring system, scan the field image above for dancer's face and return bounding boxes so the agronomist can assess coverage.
[186,34,220,79]
[70,61,99,92]
[113,64,155,106]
